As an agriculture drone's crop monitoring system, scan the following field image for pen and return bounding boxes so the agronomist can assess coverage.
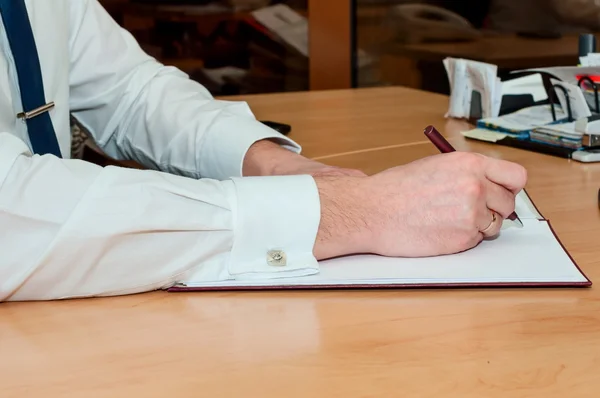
[423,125,523,227]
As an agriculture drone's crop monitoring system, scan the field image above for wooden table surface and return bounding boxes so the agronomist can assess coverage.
[2,87,600,397]
[394,33,595,69]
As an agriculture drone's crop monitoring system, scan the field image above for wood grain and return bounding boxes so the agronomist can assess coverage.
[2,87,600,398]
[394,33,591,69]
[235,86,450,158]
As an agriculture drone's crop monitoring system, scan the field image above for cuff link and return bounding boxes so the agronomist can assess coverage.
[267,250,287,266]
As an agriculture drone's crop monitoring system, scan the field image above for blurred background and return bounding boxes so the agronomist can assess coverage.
[98,0,600,97]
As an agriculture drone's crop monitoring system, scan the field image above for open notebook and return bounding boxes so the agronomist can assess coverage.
[170,190,591,292]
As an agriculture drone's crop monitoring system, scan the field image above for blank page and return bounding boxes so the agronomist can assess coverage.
[180,218,589,288]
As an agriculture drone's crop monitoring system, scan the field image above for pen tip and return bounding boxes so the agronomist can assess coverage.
[515,218,524,228]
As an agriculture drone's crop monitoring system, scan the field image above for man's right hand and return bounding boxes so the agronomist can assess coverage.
[312,152,528,260]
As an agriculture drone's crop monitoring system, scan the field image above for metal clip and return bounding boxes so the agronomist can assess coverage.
[17,102,55,120]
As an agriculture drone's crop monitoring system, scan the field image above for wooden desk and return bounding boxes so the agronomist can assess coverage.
[390,33,597,94]
[238,86,449,159]
[395,33,593,69]
[2,87,600,397]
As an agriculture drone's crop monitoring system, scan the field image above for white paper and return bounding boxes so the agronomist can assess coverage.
[181,192,587,288]
[444,57,499,119]
[501,73,548,102]
[182,219,586,287]
[465,59,498,118]
[444,58,472,119]
[575,118,600,135]
[580,54,600,67]
[550,79,592,120]
[478,104,566,133]
[492,77,503,117]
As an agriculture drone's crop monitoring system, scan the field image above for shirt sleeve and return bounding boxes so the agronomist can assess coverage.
[67,0,297,179]
[0,133,321,302]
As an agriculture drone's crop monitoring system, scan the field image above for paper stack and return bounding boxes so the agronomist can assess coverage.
[443,57,502,119]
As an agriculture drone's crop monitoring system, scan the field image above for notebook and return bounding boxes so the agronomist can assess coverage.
[170,190,591,292]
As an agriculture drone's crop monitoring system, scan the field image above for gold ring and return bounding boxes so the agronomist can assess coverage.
[480,211,497,234]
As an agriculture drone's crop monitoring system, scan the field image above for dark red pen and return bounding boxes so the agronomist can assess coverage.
[423,125,523,227]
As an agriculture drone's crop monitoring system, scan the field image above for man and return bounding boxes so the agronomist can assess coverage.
[0,0,526,301]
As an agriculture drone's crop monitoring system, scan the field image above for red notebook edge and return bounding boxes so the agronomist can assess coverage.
[167,189,592,292]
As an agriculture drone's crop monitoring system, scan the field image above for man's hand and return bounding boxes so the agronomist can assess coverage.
[312,152,527,260]
[243,139,366,178]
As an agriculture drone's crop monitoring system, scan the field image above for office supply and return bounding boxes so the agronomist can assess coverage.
[462,128,577,159]
[476,104,567,137]
[572,148,600,162]
[550,79,591,121]
[260,120,291,135]
[579,33,597,59]
[577,76,600,112]
[579,53,600,67]
[424,125,522,226]
[501,73,548,102]
[171,188,589,291]
[514,66,600,86]
[577,117,600,147]
[530,122,583,149]
[443,57,501,119]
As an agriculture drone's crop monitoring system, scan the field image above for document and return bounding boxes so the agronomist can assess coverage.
[476,104,567,136]
[550,79,592,121]
[444,57,501,119]
[501,73,548,102]
[172,190,590,291]
[530,122,584,149]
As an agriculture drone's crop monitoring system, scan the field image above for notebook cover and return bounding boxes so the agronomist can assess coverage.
[168,190,592,292]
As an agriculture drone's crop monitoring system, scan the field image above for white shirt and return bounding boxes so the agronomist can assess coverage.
[0,0,321,301]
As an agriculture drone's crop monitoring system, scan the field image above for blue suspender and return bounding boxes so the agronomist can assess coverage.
[0,0,62,157]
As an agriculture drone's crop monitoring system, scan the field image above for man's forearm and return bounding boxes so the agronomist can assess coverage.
[312,176,372,260]
[243,140,373,260]
[242,139,295,176]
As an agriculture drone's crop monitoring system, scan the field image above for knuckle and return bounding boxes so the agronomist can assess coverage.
[462,179,485,200]
[453,152,485,168]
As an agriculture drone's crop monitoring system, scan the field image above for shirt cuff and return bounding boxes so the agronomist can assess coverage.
[225,174,321,280]
[198,101,301,180]
[227,175,321,280]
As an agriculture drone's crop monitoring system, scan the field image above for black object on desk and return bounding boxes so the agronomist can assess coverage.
[579,33,597,58]
[260,120,291,135]
[494,136,576,159]
[499,94,537,116]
